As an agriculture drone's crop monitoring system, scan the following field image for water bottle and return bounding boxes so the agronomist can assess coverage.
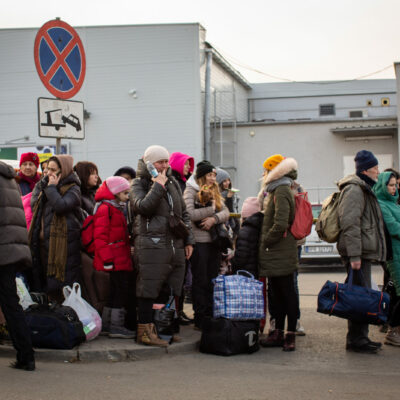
[146,161,158,178]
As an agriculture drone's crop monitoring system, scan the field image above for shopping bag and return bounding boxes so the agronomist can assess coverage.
[62,282,102,341]
[317,269,390,325]
[15,277,35,310]
[213,270,264,320]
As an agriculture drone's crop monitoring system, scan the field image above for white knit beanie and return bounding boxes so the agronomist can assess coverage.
[143,145,170,164]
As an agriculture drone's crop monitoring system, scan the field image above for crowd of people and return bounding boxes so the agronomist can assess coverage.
[0,146,400,371]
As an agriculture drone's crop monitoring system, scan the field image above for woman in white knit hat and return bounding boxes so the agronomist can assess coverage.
[130,145,195,347]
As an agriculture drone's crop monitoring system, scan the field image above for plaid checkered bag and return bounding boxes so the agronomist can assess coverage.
[213,270,264,320]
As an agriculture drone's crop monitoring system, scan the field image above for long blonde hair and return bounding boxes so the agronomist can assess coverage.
[196,175,224,211]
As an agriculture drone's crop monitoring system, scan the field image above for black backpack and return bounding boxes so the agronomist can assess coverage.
[24,304,86,349]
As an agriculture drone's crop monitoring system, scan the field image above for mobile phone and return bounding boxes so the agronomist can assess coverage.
[230,188,240,193]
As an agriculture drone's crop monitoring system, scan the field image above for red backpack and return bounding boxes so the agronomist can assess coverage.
[81,201,111,254]
[290,192,313,240]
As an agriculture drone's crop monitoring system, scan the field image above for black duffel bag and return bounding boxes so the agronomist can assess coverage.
[199,317,260,356]
[24,303,86,349]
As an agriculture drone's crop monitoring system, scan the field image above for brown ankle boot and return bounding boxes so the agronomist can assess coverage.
[260,329,284,347]
[137,323,168,347]
[283,332,296,352]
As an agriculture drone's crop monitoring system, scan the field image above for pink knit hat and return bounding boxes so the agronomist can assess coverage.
[105,176,130,195]
[241,197,261,219]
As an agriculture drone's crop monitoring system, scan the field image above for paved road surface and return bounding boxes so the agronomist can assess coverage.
[0,266,398,400]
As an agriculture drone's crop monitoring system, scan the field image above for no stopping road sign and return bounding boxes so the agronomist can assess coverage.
[34,19,86,99]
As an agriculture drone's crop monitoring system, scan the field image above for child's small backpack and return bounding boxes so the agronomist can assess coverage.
[315,192,341,243]
[81,201,111,254]
[290,192,313,240]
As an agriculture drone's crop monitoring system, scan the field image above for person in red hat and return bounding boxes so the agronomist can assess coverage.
[16,152,40,195]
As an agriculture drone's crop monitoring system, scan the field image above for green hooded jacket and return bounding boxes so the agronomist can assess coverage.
[373,171,400,296]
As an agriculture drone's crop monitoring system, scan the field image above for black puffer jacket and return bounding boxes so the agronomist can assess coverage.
[232,212,263,278]
[131,159,195,298]
[30,172,82,292]
[81,188,96,215]
[0,161,31,269]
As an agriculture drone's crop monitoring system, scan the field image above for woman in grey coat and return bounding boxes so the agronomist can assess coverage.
[131,145,194,347]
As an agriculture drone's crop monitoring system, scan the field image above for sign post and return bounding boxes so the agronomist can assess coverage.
[34,18,86,153]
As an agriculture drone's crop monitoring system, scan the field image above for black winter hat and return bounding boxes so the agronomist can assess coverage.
[114,166,136,179]
[195,160,216,179]
[354,150,378,174]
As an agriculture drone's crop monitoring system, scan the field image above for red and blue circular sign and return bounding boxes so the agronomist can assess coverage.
[34,19,86,99]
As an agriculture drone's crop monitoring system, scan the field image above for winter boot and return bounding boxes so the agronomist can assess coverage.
[108,308,136,339]
[385,326,400,346]
[100,307,112,336]
[137,323,169,347]
[283,332,296,352]
[259,329,284,347]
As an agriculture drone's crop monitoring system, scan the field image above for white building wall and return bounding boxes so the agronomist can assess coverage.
[236,119,398,204]
[0,24,204,178]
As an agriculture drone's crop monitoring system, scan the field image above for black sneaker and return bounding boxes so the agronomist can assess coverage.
[10,360,35,371]
[178,311,194,325]
[346,342,381,354]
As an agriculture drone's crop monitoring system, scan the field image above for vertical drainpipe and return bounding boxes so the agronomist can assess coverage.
[204,49,213,161]
[395,62,400,169]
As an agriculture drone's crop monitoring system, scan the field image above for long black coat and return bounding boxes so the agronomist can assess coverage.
[232,212,263,278]
[0,162,31,269]
[131,159,195,299]
[30,172,82,292]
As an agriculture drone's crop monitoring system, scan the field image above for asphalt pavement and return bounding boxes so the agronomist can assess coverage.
[0,265,399,400]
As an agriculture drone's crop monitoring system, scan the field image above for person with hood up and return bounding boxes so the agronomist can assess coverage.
[169,152,195,324]
[258,154,299,351]
[16,152,41,196]
[0,161,35,371]
[169,152,194,194]
[29,155,82,301]
[373,171,400,346]
[184,160,230,330]
[131,145,195,347]
[92,176,135,339]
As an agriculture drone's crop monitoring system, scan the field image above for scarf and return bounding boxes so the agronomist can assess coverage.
[266,176,293,193]
[356,172,376,188]
[29,183,75,283]
[19,171,40,191]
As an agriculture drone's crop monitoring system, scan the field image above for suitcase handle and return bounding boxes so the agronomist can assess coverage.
[236,270,255,280]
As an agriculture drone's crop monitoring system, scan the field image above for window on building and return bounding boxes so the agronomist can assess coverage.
[319,104,335,116]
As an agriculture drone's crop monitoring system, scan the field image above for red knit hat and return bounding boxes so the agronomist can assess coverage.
[20,152,40,168]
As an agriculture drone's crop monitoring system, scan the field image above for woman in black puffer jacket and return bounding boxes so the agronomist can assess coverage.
[73,161,101,215]
[29,155,82,300]
[231,197,263,278]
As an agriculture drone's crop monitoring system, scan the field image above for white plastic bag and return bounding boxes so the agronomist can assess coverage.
[15,277,35,310]
[62,283,102,341]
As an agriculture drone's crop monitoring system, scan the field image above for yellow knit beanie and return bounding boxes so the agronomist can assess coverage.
[262,154,285,171]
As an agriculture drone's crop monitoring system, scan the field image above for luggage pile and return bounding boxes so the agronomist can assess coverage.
[200,270,264,356]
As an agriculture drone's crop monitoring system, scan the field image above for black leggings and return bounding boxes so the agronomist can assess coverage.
[269,274,298,332]
[108,271,131,309]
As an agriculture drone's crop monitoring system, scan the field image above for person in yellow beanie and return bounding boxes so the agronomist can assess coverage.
[263,154,285,171]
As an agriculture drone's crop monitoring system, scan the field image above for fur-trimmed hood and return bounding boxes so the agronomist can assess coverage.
[265,157,298,184]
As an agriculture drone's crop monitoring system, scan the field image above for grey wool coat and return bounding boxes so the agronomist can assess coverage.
[0,161,32,269]
[131,159,195,299]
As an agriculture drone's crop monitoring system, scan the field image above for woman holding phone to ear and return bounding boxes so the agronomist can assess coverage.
[29,155,82,301]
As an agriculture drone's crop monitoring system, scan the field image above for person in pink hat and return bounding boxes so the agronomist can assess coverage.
[92,176,135,339]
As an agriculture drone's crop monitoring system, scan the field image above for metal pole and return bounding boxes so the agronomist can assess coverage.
[56,137,61,155]
[204,49,213,161]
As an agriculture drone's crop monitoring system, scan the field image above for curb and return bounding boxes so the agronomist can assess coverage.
[0,328,201,363]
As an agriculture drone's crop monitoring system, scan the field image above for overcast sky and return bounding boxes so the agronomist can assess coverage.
[1,0,399,83]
